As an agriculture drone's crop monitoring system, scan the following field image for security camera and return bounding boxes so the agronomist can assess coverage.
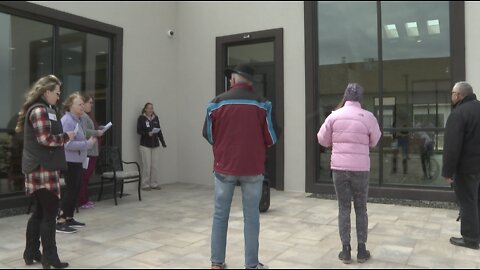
[167,30,174,37]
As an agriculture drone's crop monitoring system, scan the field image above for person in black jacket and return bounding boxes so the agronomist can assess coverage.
[442,81,480,250]
[137,103,166,191]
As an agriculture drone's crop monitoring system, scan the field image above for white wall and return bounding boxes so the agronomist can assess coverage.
[465,2,480,94]
[175,2,306,191]
[32,1,307,192]
[32,1,180,187]
[18,1,480,194]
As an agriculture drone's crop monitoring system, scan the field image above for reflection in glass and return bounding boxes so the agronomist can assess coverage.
[227,42,274,66]
[381,1,450,61]
[384,130,445,187]
[316,1,452,188]
[0,12,53,194]
[0,17,111,196]
[58,27,109,126]
[316,1,379,184]
[381,1,451,187]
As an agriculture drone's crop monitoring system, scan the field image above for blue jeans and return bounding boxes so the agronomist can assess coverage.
[211,172,263,268]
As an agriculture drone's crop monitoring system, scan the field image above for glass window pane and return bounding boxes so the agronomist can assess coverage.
[383,130,447,187]
[316,1,379,184]
[58,27,109,126]
[381,1,451,187]
[227,42,274,65]
[0,12,53,194]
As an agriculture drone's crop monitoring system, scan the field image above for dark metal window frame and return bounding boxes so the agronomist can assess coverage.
[304,1,465,201]
[0,1,123,147]
[0,2,123,206]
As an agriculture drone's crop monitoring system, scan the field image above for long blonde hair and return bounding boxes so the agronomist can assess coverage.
[16,75,62,133]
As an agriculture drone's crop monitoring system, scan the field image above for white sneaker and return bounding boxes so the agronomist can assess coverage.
[246,263,268,269]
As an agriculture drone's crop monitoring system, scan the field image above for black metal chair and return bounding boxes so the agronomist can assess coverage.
[97,146,142,205]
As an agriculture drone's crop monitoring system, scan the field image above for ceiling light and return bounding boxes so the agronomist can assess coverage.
[384,24,399,39]
[427,19,440,34]
[405,22,419,37]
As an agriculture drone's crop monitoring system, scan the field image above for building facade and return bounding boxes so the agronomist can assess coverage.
[0,1,479,209]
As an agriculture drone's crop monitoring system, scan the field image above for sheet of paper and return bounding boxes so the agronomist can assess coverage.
[152,127,161,134]
[102,122,113,132]
[82,157,90,169]
[73,123,79,135]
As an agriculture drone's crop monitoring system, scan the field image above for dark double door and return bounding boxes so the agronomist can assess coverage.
[227,63,276,188]
[251,63,277,188]
[216,29,284,190]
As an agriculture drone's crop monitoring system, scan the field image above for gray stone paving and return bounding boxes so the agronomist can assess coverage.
[0,183,477,269]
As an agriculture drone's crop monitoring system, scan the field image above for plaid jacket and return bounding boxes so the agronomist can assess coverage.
[24,106,68,198]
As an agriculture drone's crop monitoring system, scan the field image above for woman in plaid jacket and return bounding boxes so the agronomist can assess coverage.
[16,75,74,269]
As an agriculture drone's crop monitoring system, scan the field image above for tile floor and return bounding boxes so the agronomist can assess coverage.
[0,183,477,269]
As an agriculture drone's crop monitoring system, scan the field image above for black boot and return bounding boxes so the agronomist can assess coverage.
[40,220,69,269]
[24,216,42,265]
[338,244,352,264]
[41,257,69,269]
[24,250,42,265]
[357,243,371,263]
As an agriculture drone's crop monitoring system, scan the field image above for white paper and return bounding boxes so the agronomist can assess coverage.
[73,123,79,135]
[102,122,113,132]
[82,157,89,169]
[152,128,161,134]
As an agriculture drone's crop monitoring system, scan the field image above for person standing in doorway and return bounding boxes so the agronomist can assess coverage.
[443,81,480,250]
[57,92,97,233]
[78,94,104,209]
[17,75,74,268]
[137,103,167,191]
[317,83,381,264]
[203,64,278,269]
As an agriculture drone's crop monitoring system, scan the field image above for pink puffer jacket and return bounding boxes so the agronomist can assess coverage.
[317,101,381,172]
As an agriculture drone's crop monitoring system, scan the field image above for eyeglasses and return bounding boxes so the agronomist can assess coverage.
[451,91,459,95]
[54,92,61,97]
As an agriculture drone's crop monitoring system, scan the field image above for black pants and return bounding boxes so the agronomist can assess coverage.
[59,162,83,219]
[454,173,480,243]
[25,189,60,260]
[420,151,431,178]
[332,170,370,245]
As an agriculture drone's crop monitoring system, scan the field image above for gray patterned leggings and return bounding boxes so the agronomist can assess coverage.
[332,170,369,245]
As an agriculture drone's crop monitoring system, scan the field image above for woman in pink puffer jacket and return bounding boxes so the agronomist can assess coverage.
[317,83,381,264]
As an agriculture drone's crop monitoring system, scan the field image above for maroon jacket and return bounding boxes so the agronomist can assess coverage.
[202,83,278,176]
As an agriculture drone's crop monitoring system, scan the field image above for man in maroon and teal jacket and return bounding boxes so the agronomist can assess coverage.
[202,64,277,269]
